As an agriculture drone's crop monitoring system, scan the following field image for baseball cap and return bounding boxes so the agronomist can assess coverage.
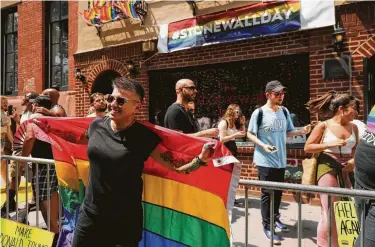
[26,92,39,100]
[265,80,286,93]
[29,95,52,109]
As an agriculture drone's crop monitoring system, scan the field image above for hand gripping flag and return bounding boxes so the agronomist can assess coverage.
[14,117,241,247]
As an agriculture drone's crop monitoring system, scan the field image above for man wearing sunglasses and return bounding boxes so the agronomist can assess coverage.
[72,77,216,247]
[247,80,311,244]
[164,79,219,138]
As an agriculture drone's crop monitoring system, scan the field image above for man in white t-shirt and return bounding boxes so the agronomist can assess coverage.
[87,93,108,118]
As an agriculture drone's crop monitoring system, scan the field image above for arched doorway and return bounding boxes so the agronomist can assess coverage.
[91,70,121,95]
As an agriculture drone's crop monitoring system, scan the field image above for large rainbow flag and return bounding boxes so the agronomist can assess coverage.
[16,118,240,247]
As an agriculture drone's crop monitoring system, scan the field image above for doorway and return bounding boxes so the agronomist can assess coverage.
[91,70,121,95]
[149,53,310,127]
[363,55,375,121]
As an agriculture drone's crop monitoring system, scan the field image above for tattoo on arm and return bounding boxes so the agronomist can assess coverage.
[159,150,206,174]
[160,150,189,169]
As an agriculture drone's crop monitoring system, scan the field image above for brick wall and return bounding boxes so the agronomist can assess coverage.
[73,2,375,121]
[68,1,78,92]
[73,44,148,118]
[72,2,374,204]
[17,1,45,94]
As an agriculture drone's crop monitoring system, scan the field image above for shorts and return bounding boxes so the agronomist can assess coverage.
[8,151,32,178]
[32,165,58,202]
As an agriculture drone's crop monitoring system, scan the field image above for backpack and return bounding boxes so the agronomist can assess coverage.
[256,106,288,132]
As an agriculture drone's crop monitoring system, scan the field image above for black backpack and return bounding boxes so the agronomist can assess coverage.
[256,106,288,132]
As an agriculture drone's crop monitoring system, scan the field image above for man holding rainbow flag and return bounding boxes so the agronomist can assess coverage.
[71,77,219,247]
[16,76,239,247]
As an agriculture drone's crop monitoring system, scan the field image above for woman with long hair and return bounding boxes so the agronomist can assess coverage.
[218,104,246,157]
[304,91,360,247]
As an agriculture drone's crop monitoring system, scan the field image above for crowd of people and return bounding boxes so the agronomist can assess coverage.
[0,77,374,247]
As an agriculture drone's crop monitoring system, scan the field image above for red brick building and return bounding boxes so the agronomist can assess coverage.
[1,1,78,116]
[2,1,375,203]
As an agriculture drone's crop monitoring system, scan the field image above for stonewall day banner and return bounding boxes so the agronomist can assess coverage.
[11,118,240,247]
[157,0,335,53]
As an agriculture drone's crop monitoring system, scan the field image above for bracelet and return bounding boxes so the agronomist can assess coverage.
[196,156,207,165]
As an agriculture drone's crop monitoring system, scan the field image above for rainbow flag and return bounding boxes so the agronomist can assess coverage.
[114,0,139,19]
[19,118,240,247]
[367,105,375,133]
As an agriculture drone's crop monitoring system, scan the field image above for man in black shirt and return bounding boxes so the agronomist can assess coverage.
[354,105,375,247]
[72,77,216,247]
[164,79,218,137]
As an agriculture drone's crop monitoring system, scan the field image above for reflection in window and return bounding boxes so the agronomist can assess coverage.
[2,10,18,95]
[47,1,68,90]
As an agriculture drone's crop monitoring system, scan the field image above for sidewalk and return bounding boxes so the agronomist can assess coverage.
[231,196,320,247]
[1,185,321,247]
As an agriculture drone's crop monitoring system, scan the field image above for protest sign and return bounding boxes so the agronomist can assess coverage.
[334,201,359,247]
[0,218,54,247]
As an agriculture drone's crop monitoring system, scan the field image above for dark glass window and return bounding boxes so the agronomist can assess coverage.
[47,1,68,90]
[2,9,18,95]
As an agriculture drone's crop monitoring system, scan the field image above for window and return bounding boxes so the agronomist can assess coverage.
[2,9,18,95]
[46,1,68,90]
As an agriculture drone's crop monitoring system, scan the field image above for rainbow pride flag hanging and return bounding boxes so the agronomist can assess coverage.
[17,118,240,247]
[79,0,141,27]
[367,105,375,133]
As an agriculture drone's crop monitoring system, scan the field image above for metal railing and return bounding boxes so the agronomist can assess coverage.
[2,154,375,247]
[239,179,375,247]
[0,155,62,232]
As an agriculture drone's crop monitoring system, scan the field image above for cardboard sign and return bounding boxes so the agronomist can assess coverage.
[334,201,359,247]
[0,218,54,247]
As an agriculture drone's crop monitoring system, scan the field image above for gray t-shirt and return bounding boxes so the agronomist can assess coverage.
[248,106,295,168]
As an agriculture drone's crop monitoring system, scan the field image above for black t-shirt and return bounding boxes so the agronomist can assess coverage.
[31,139,54,169]
[83,117,161,216]
[164,103,197,134]
[354,130,375,190]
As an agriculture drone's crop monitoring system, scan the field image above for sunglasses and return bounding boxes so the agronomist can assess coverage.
[235,110,242,114]
[272,91,286,97]
[182,86,197,91]
[106,95,139,106]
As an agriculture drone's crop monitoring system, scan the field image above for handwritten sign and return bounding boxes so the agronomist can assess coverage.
[0,218,54,247]
[334,201,359,247]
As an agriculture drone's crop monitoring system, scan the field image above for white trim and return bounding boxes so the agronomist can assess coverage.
[213,156,239,167]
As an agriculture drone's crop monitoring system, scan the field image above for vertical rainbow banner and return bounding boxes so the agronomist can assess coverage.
[17,118,240,247]
[367,105,375,133]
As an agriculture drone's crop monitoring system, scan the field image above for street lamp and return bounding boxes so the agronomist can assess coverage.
[125,60,137,78]
[333,23,345,56]
[74,68,86,84]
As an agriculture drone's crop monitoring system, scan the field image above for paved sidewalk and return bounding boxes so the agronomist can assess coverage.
[2,188,321,247]
[231,196,320,247]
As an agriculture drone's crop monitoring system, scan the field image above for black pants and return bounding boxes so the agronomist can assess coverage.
[72,206,141,247]
[258,166,285,230]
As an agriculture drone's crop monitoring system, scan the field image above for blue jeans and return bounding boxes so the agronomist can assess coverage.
[354,182,375,247]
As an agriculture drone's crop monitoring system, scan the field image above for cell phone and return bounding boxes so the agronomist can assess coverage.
[269,146,278,153]
[7,105,13,116]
